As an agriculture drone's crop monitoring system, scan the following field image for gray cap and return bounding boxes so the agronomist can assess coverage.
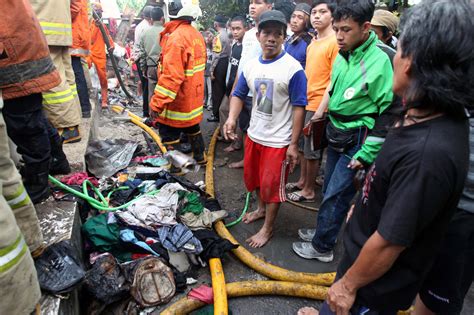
[259,10,287,28]
[294,3,311,16]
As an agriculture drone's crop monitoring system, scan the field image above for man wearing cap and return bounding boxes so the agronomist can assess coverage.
[284,3,312,69]
[133,6,153,116]
[371,9,399,49]
[207,15,231,122]
[224,10,307,248]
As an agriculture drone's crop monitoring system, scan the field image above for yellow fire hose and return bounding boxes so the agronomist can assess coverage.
[111,105,168,154]
[160,281,329,315]
[206,127,231,315]
[286,199,319,212]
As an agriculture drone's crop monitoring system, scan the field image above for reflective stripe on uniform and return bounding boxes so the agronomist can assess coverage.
[42,87,75,104]
[40,21,72,36]
[70,84,77,96]
[69,48,90,56]
[155,85,177,100]
[5,185,30,210]
[160,106,203,121]
[0,235,28,273]
[184,63,206,77]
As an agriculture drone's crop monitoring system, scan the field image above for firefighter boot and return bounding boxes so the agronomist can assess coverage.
[21,162,50,204]
[49,131,71,176]
[188,131,207,165]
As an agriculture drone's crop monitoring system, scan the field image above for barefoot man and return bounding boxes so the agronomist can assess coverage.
[224,10,306,247]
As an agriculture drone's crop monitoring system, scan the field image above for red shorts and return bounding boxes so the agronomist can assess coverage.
[243,137,289,203]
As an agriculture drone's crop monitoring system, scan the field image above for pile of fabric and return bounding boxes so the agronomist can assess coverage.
[74,166,237,312]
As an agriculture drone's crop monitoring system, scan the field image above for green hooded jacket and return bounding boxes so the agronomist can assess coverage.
[328,31,394,165]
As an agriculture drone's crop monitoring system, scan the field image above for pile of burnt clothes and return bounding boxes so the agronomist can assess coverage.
[78,169,238,311]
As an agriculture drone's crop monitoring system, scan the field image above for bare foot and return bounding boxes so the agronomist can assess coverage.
[224,144,239,153]
[242,209,265,224]
[297,307,319,315]
[228,159,244,169]
[246,228,273,248]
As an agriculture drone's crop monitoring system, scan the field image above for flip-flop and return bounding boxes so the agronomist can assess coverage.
[287,191,315,203]
[285,182,302,192]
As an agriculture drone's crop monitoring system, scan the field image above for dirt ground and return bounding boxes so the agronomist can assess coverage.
[94,99,473,314]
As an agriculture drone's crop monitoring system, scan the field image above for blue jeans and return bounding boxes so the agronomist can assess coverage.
[312,129,364,253]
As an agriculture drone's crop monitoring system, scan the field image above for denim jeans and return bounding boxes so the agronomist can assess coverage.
[312,128,365,253]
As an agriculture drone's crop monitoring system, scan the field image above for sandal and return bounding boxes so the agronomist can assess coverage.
[287,191,315,203]
[285,182,302,192]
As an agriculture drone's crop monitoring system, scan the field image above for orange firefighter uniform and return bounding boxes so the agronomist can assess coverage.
[0,0,58,312]
[149,20,207,163]
[70,0,90,58]
[89,19,114,107]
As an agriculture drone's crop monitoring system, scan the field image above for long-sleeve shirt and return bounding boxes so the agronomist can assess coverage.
[139,21,164,70]
[132,19,151,60]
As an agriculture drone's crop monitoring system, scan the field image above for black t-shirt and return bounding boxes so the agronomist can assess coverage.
[225,42,243,96]
[338,116,469,311]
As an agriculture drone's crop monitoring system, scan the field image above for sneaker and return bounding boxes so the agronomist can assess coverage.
[298,228,337,243]
[292,242,334,262]
[82,111,91,118]
[60,127,81,144]
[298,228,316,242]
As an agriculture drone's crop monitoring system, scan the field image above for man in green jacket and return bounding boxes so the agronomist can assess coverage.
[293,0,394,262]
[139,6,165,106]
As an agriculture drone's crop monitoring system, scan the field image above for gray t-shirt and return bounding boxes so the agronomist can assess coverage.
[457,118,474,213]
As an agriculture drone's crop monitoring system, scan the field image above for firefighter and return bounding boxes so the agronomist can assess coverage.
[149,0,207,164]
[1,1,71,204]
[89,2,115,108]
[0,0,56,312]
[70,0,92,118]
[30,0,83,143]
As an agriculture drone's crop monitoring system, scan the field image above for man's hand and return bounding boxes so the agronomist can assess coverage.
[223,119,237,141]
[211,73,216,81]
[149,107,161,122]
[286,144,299,173]
[310,111,324,122]
[348,159,364,170]
[327,277,357,315]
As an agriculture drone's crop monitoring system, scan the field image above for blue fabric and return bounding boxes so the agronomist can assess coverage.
[258,50,286,64]
[312,129,366,253]
[288,69,308,107]
[120,229,161,256]
[157,223,203,254]
[284,39,309,69]
[232,73,250,100]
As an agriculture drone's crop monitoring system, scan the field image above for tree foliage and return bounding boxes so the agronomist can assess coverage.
[199,0,249,29]
[117,0,147,13]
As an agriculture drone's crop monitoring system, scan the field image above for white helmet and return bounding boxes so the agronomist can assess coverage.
[167,0,202,20]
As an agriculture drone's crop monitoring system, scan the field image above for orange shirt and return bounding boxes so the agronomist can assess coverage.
[305,34,339,111]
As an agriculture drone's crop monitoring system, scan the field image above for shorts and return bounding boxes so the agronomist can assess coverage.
[238,96,252,133]
[419,209,474,314]
[303,110,322,160]
[243,137,288,203]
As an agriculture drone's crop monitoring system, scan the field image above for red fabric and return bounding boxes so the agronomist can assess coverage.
[187,285,213,304]
[244,137,289,203]
[60,172,99,186]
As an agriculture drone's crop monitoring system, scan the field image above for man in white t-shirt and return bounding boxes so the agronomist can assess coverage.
[227,0,272,169]
[224,10,307,248]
